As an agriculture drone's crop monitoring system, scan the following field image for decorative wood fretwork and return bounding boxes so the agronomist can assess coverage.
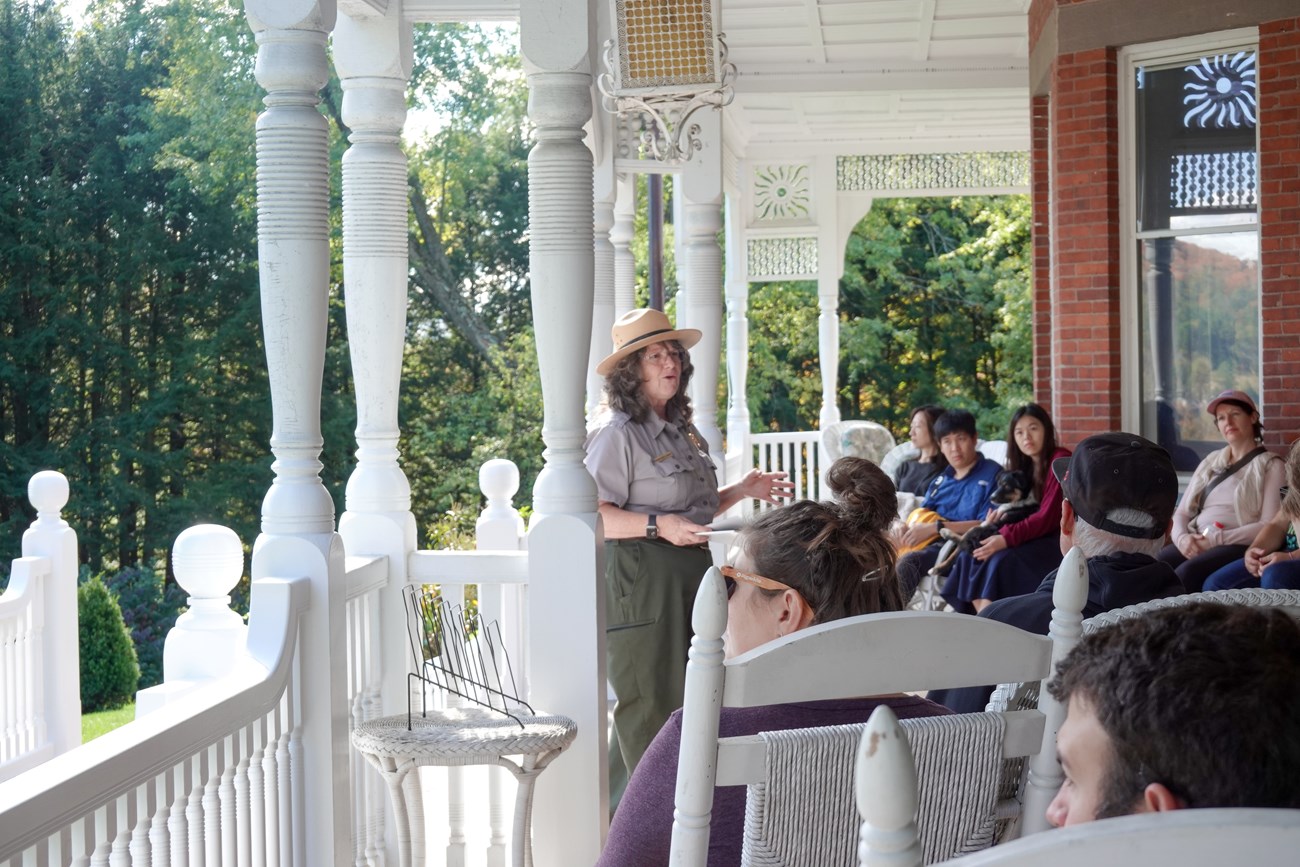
[837,152,1030,193]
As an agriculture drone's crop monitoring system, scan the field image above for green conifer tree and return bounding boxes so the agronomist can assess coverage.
[78,575,141,712]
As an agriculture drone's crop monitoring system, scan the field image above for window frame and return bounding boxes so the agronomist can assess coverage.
[1118,28,1261,439]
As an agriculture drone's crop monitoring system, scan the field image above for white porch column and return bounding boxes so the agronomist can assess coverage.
[611,174,636,317]
[676,113,724,462]
[244,3,350,866]
[816,156,842,429]
[723,189,751,487]
[521,0,606,858]
[589,176,616,416]
[333,0,419,735]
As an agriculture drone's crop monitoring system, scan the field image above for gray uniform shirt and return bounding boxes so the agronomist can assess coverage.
[584,409,720,526]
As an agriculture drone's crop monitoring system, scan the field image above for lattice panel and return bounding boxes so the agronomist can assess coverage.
[837,152,1029,192]
[747,237,818,278]
[616,0,716,89]
[752,164,812,223]
[1171,151,1257,210]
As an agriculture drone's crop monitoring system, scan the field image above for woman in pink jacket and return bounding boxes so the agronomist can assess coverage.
[942,403,1071,613]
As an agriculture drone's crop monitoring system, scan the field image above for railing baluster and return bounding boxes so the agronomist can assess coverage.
[169,763,189,867]
[447,767,466,867]
[234,739,251,867]
[220,757,237,867]
[275,727,291,867]
[89,804,110,867]
[203,747,221,867]
[247,728,266,867]
[261,724,279,867]
[127,787,151,867]
[187,755,205,867]
[150,772,171,867]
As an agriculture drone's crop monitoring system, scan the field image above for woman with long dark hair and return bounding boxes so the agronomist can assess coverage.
[941,403,1071,613]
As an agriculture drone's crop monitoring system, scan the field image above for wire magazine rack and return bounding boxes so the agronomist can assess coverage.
[403,584,532,728]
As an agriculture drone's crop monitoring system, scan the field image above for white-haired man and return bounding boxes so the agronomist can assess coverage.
[932,433,1184,713]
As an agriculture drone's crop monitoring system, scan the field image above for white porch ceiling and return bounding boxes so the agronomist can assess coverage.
[401,0,1034,159]
[719,0,1033,159]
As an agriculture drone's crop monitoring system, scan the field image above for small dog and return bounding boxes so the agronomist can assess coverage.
[928,470,1038,578]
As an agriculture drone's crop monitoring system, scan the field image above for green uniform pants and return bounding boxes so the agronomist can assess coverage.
[605,539,711,811]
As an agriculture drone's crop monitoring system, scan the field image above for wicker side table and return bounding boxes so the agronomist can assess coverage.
[352,708,577,867]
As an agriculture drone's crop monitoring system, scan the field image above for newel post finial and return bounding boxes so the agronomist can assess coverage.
[165,524,249,683]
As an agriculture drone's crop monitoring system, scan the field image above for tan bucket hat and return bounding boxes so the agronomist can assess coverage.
[596,308,702,375]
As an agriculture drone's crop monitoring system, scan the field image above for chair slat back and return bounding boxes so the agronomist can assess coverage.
[722,613,1052,708]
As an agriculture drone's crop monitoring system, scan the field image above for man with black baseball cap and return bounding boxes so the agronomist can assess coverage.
[931,433,1184,713]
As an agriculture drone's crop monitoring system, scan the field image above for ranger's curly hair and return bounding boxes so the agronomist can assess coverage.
[602,340,695,425]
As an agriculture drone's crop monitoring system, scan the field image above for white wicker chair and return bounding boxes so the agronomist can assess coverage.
[667,553,1081,866]
[823,420,897,466]
[880,442,920,482]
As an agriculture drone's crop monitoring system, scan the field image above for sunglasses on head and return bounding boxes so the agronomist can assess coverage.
[720,565,810,612]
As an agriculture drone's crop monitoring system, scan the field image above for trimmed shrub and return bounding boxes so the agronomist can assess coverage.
[78,576,140,712]
[105,565,187,690]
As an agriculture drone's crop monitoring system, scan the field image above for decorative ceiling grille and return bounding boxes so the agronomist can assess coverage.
[1170,151,1257,210]
[837,152,1029,192]
[747,237,817,278]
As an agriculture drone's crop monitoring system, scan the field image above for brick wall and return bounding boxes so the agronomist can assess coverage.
[1037,10,1298,449]
[1031,95,1053,414]
[1047,47,1121,445]
[1259,17,1300,450]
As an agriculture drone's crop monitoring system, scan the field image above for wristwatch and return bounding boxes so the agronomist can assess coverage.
[646,514,659,540]
[936,520,945,534]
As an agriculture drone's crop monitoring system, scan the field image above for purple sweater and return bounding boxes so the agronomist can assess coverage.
[595,695,951,867]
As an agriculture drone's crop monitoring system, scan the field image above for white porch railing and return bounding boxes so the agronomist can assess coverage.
[0,458,590,867]
[0,561,310,865]
[0,471,79,784]
[749,430,825,512]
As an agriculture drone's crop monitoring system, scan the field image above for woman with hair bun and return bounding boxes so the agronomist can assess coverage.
[596,457,950,867]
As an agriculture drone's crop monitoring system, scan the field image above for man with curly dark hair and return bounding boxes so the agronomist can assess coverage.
[1045,602,1300,826]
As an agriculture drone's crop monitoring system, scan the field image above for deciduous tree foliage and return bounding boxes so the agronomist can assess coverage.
[0,2,536,574]
[745,196,1034,441]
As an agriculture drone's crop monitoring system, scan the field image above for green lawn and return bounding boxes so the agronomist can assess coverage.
[82,703,135,743]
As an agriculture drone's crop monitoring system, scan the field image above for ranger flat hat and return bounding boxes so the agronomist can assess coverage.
[596,308,702,376]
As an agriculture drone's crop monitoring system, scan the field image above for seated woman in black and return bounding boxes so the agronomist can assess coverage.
[893,404,947,496]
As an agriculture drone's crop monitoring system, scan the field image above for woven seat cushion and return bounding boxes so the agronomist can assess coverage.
[741,713,1005,866]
